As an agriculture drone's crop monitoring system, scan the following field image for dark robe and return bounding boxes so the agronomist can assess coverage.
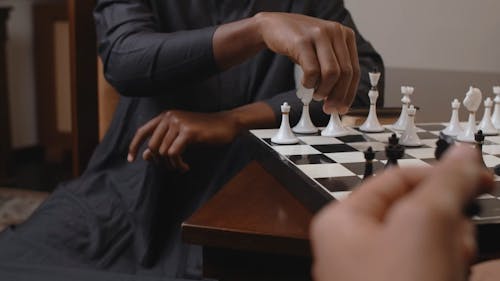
[0,0,383,279]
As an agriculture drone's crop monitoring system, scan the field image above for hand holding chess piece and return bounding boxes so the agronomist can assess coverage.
[458,86,482,143]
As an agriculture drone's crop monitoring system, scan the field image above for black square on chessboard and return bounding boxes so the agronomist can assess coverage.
[342,161,385,175]
[416,131,439,140]
[416,124,446,131]
[316,176,362,192]
[476,198,500,219]
[375,151,414,161]
[336,135,369,143]
[312,144,358,153]
[262,138,306,146]
[288,154,335,165]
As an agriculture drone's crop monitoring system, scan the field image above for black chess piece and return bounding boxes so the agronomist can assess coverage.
[385,133,405,168]
[435,132,454,160]
[363,146,375,180]
[474,130,488,169]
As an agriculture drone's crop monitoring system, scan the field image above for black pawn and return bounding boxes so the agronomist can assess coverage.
[435,132,453,160]
[385,133,405,168]
[363,146,375,180]
[474,130,487,169]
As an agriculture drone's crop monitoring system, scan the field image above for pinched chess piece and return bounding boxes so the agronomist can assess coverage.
[400,105,422,147]
[479,97,498,136]
[321,112,350,137]
[292,65,318,134]
[360,71,384,133]
[491,86,500,129]
[392,86,414,131]
[458,87,482,143]
[385,133,405,168]
[363,146,375,180]
[442,99,464,136]
[271,102,299,144]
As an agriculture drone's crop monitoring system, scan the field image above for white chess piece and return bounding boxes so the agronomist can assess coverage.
[491,86,500,129]
[271,102,299,144]
[392,86,414,131]
[442,99,463,136]
[400,105,422,147]
[479,97,498,136]
[458,87,483,143]
[321,112,350,137]
[292,65,318,134]
[359,72,384,132]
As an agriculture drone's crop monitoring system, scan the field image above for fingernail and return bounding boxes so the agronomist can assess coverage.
[127,154,134,162]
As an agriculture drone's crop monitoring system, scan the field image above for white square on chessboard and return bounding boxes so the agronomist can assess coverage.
[272,145,320,156]
[486,136,500,144]
[349,141,386,152]
[381,159,430,168]
[298,163,355,178]
[298,136,343,145]
[250,129,279,139]
[365,132,395,143]
[494,175,500,182]
[405,148,436,159]
[330,191,351,201]
[420,139,437,148]
[484,155,500,168]
[483,145,500,155]
[325,151,365,163]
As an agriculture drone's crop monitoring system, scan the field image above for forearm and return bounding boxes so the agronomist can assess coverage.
[226,101,277,131]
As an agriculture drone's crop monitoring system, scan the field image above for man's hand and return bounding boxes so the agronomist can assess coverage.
[128,110,240,172]
[213,13,360,114]
[310,145,493,281]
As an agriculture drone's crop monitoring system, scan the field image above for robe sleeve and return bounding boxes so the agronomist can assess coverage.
[94,0,219,97]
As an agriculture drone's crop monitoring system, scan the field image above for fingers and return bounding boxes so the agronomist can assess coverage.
[312,28,340,102]
[296,39,321,89]
[128,115,163,162]
[168,133,191,172]
[409,145,494,218]
[343,166,431,221]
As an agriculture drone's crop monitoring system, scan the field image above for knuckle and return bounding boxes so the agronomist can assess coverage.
[323,66,340,80]
[341,65,353,77]
[344,26,355,38]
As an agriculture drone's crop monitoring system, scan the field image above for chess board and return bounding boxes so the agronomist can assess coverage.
[249,123,500,252]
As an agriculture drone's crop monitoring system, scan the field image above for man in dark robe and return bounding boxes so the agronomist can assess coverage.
[0,0,383,279]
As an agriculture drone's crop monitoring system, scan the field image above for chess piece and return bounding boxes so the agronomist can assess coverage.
[478,97,498,136]
[474,130,488,169]
[321,112,350,137]
[434,132,454,160]
[492,86,500,129]
[359,72,384,132]
[292,65,318,134]
[400,105,422,147]
[392,86,414,131]
[458,87,482,143]
[385,133,405,168]
[363,146,375,180]
[442,99,464,136]
[271,102,299,144]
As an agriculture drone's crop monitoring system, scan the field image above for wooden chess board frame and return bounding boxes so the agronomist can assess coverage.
[249,123,500,252]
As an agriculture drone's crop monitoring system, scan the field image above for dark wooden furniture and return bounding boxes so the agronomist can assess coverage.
[0,8,11,184]
[183,161,314,281]
[68,0,98,176]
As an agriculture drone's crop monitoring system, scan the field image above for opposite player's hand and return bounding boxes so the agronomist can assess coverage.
[310,145,494,281]
[255,12,360,114]
[127,110,240,172]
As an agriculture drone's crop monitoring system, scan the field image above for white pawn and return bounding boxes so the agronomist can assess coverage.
[292,65,318,134]
[392,86,414,131]
[442,99,463,136]
[458,87,483,143]
[321,112,350,137]
[491,86,500,129]
[400,105,422,147]
[479,97,498,136]
[360,72,384,132]
[271,102,299,144]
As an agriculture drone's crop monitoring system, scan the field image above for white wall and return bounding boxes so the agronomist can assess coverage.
[0,0,37,148]
[345,0,500,73]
